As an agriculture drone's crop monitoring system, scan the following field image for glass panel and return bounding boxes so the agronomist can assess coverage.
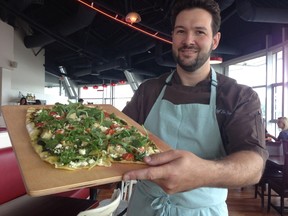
[273,85,283,119]
[80,86,111,98]
[114,85,134,98]
[253,87,266,117]
[79,84,134,110]
[228,56,266,87]
[276,51,283,83]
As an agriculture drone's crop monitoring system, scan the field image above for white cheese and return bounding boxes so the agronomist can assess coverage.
[41,130,53,139]
[99,126,108,132]
[67,112,77,120]
[55,144,62,149]
[79,149,86,155]
[88,159,96,164]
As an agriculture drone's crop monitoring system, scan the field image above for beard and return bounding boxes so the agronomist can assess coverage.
[173,44,213,72]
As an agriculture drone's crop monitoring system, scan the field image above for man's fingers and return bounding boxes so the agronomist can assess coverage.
[123,165,167,181]
[145,149,181,165]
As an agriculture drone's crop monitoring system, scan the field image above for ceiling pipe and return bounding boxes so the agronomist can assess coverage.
[73,43,155,77]
[73,69,91,78]
[93,58,127,74]
[125,42,156,57]
[155,43,176,68]
[97,75,124,81]
[0,0,98,59]
[10,0,34,11]
[217,0,235,11]
[74,58,127,77]
[129,69,156,77]
[236,0,288,24]
[214,45,241,56]
[24,5,96,48]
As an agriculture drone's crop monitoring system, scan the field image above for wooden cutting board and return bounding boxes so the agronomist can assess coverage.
[1,104,171,196]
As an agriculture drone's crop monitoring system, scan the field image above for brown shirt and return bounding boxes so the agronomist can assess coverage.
[122,71,268,161]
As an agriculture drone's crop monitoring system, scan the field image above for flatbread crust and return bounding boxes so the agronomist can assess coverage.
[25,103,160,170]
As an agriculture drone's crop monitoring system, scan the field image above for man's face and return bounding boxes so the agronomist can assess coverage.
[172,8,220,72]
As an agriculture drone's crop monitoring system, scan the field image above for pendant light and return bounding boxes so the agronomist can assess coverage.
[125,12,141,24]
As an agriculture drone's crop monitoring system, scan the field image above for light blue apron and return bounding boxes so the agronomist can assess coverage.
[127,69,228,216]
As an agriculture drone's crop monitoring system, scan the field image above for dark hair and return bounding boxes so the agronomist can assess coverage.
[171,0,221,36]
[20,97,27,105]
[35,99,41,105]
[78,98,84,103]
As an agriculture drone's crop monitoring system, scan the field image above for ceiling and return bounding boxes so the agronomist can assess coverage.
[1,0,288,85]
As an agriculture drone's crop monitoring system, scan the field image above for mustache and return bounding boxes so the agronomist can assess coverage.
[179,45,199,52]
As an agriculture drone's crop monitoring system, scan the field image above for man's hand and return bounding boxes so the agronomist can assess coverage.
[123,149,264,194]
[123,149,215,194]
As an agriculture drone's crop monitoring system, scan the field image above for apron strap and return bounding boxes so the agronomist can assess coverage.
[151,195,172,216]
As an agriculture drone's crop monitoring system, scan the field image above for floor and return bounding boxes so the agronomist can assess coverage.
[227,186,283,216]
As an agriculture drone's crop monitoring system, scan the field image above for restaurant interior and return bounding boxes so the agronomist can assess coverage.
[0,0,288,215]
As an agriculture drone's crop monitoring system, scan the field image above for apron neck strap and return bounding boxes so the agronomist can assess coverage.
[166,68,218,87]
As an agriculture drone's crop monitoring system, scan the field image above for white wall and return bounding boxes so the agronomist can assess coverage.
[0,21,45,126]
[0,20,14,70]
[0,21,70,128]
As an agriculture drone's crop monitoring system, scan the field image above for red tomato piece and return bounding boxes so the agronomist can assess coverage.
[105,129,115,135]
[35,122,45,127]
[68,125,75,130]
[122,153,134,161]
[49,111,58,116]
[110,124,118,129]
[55,129,65,134]
[55,116,64,120]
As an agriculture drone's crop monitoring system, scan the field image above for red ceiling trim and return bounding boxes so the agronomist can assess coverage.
[77,0,172,44]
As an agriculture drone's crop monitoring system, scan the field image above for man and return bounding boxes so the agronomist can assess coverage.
[122,0,268,215]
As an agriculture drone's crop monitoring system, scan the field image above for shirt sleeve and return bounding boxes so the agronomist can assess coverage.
[221,86,268,161]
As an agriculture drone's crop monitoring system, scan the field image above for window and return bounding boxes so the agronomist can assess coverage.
[228,56,266,87]
[228,55,267,115]
[79,83,134,110]
[226,47,287,137]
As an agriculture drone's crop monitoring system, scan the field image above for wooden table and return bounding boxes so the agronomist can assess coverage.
[1,105,170,197]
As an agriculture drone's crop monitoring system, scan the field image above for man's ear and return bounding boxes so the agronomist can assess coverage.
[212,32,221,50]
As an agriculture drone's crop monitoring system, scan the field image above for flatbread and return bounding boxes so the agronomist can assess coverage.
[25,103,161,170]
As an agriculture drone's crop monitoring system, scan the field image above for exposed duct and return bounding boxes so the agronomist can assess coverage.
[155,43,176,68]
[236,0,288,24]
[124,42,156,57]
[24,4,96,48]
[217,0,235,11]
[129,69,155,77]
[124,70,142,92]
[74,58,127,78]
[213,45,241,56]
[73,43,156,78]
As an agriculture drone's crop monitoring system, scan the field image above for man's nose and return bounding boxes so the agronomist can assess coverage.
[182,32,196,45]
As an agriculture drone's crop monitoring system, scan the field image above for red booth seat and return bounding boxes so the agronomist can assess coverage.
[0,147,90,205]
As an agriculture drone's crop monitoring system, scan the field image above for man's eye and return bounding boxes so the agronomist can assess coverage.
[176,30,185,34]
[196,31,205,35]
